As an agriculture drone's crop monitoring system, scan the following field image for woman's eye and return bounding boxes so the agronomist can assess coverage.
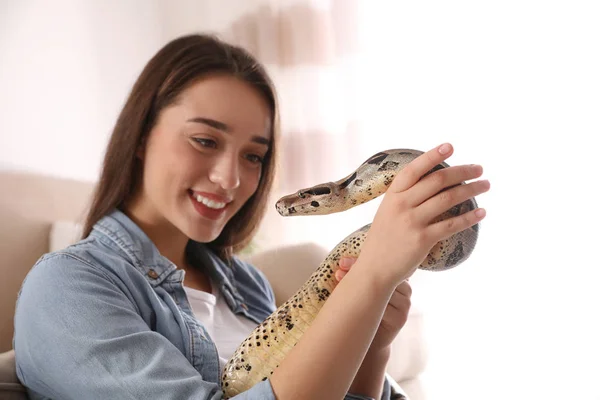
[192,138,216,148]
[246,154,264,164]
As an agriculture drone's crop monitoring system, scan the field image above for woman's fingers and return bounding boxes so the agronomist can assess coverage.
[335,257,356,281]
[335,269,347,281]
[406,164,484,207]
[419,178,490,224]
[389,143,455,194]
[390,281,412,304]
[381,282,412,327]
[428,205,487,241]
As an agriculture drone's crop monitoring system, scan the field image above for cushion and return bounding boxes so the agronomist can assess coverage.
[0,350,27,399]
[242,242,330,306]
[49,220,82,252]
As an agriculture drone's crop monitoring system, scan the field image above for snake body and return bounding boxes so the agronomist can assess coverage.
[221,149,479,397]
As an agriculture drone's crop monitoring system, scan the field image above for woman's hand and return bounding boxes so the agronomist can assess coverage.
[355,143,489,286]
[337,257,412,351]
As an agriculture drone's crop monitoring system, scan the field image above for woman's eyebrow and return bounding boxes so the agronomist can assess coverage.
[187,116,270,146]
[252,136,270,146]
[187,117,229,132]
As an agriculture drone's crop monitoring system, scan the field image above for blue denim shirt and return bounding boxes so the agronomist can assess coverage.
[14,209,393,399]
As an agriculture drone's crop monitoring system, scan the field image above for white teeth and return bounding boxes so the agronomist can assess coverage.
[195,194,227,209]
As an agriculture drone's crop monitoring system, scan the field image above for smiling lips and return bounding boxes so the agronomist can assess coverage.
[189,190,232,220]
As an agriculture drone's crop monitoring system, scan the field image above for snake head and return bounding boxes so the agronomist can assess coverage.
[275,183,339,216]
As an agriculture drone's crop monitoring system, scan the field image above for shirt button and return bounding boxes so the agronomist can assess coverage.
[147,269,159,279]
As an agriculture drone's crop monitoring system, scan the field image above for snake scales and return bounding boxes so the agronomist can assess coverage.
[221,148,479,398]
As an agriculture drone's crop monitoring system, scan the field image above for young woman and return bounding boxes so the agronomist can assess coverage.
[13,34,489,400]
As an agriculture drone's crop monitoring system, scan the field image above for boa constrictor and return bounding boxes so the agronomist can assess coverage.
[221,148,480,398]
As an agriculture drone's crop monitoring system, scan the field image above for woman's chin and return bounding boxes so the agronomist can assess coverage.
[176,208,225,243]
[183,224,223,244]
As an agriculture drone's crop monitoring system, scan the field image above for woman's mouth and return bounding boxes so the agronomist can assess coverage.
[188,190,230,220]
[194,193,227,209]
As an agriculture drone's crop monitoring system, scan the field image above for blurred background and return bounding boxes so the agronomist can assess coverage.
[1,0,599,399]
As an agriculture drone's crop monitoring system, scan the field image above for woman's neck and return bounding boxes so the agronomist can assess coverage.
[122,203,188,268]
[123,205,214,293]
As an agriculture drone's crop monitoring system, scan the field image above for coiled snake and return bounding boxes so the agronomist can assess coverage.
[221,148,479,398]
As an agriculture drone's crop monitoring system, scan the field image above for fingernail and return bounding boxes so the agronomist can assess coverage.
[339,257,353,268]
[475,208,486,218]
[439,143,452,154]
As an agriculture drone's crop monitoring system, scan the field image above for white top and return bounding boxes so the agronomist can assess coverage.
[183,283,258,373]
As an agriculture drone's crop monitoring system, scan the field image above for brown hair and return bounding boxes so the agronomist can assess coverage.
[82,33,279,260]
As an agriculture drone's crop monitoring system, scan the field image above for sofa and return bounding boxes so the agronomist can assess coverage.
[0,171,428,399]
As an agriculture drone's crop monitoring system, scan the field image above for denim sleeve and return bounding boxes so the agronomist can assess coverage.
[345,374,400,400]
[13,254,276,400]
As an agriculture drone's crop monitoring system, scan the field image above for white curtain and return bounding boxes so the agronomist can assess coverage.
[215,1,366,183]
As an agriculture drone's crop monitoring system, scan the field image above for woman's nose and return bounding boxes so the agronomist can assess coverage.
[208,154,240,190]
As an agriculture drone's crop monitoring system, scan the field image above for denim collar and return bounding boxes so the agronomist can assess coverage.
[91,209,247,309]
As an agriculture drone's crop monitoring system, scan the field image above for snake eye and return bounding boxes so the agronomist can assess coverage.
[297,191,306,198]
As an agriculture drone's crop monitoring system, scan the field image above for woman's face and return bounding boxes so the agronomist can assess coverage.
[132,74,272,243]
